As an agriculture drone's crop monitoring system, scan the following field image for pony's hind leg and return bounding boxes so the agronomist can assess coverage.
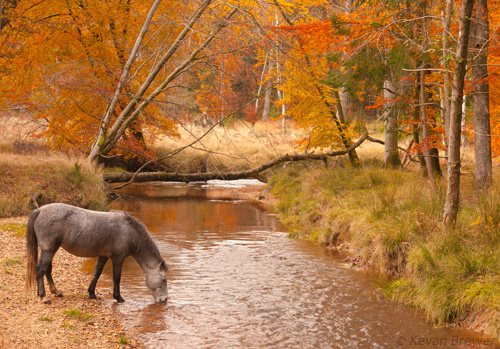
[88,256,108,299]
[36,249,56,303]
[46,262,63,297]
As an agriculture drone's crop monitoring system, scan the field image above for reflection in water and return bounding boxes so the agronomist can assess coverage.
[83,182,491,348]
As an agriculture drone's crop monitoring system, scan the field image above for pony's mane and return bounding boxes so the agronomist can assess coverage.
[124,213,162,261]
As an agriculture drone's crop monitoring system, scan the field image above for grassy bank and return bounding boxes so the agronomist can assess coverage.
[269,162,500,338]
[0,151,108,218]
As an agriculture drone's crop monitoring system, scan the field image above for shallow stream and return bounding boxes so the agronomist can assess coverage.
[82,180,492,348]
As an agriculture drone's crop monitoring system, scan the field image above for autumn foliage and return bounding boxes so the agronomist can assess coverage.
[0,0,499,163]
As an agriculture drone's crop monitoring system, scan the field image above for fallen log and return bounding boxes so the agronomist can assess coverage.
[103,134,372,184]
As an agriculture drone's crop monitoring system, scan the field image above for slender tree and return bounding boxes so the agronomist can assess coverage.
[472,0,492,190]
[443,0,476,227]
[88,0,239,162]
[383,78,401,168]
[441,0,453,142]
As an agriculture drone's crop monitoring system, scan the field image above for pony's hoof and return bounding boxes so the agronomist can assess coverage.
[56,293,63,298]
[89,294,97,300]
[115,297,125,303]
[41,297,52,304]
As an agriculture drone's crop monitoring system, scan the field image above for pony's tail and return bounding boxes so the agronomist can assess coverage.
[25,209,41,292]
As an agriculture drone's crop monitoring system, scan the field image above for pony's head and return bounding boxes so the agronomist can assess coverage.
[145,260,168,303]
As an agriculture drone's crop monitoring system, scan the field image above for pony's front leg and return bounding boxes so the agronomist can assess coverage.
[112,257,125,303]
[88,256,108,299]
[36,250,56,303]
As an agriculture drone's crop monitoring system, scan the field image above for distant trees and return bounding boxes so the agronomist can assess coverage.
[0,0,499,223]
[269,0,496,225]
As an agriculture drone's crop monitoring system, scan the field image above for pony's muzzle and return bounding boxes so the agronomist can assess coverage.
[155,296,168,303]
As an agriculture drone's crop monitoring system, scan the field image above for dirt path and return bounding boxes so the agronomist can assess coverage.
[0,217,142,349]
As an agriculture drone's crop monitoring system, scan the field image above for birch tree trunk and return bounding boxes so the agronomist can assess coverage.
[443,0,476,227]
[88,0,162,163]
[261,68,274,120]
[472,0,492,190]
[441,0,453,142]
[88,0,238,163]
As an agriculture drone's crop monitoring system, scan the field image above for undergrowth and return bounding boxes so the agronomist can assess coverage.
[0,153,108,217]
[270,163,500,339]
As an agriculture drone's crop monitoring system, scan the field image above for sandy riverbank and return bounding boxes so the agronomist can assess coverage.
[0,216,142,348]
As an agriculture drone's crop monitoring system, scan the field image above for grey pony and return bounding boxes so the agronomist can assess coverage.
[25,203,168,303]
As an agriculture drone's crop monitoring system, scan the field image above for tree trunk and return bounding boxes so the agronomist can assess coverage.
[472,0,492,190]
[88,0,163,163]
[441,0,453,143]
[383,79,401,168]
[262,58,275,120]
[419,2,441,182]
[0,0,20,31]
[337,89,349,123]
[88,0,229,163]
[420,70,436,187]
[0,0,3,32]
[443,0,476,227]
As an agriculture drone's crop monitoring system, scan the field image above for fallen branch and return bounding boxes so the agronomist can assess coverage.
[104,134,371,184]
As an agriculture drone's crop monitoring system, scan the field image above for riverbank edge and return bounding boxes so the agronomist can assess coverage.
[0,153,143,347]
[267,164,500,343]
[0,216,142,348]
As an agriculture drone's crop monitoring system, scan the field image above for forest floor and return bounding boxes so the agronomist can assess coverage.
[0,216,142,349]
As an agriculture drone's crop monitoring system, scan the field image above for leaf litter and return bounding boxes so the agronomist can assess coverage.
[0,216,142,348]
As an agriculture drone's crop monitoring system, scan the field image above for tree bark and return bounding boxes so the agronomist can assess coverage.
[88,0,163,163]
[0,0,3,32]
[441,0,453,142]
[383,79,401,168]
[0,0,20,31]
[472,0,492,190]
[262,57,275,120]
[443,0,476,227]
[420,69,437,187]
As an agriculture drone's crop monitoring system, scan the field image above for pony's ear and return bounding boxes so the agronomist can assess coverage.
[160,260,168,272]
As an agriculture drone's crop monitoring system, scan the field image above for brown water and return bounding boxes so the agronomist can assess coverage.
[83,181,495,349]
